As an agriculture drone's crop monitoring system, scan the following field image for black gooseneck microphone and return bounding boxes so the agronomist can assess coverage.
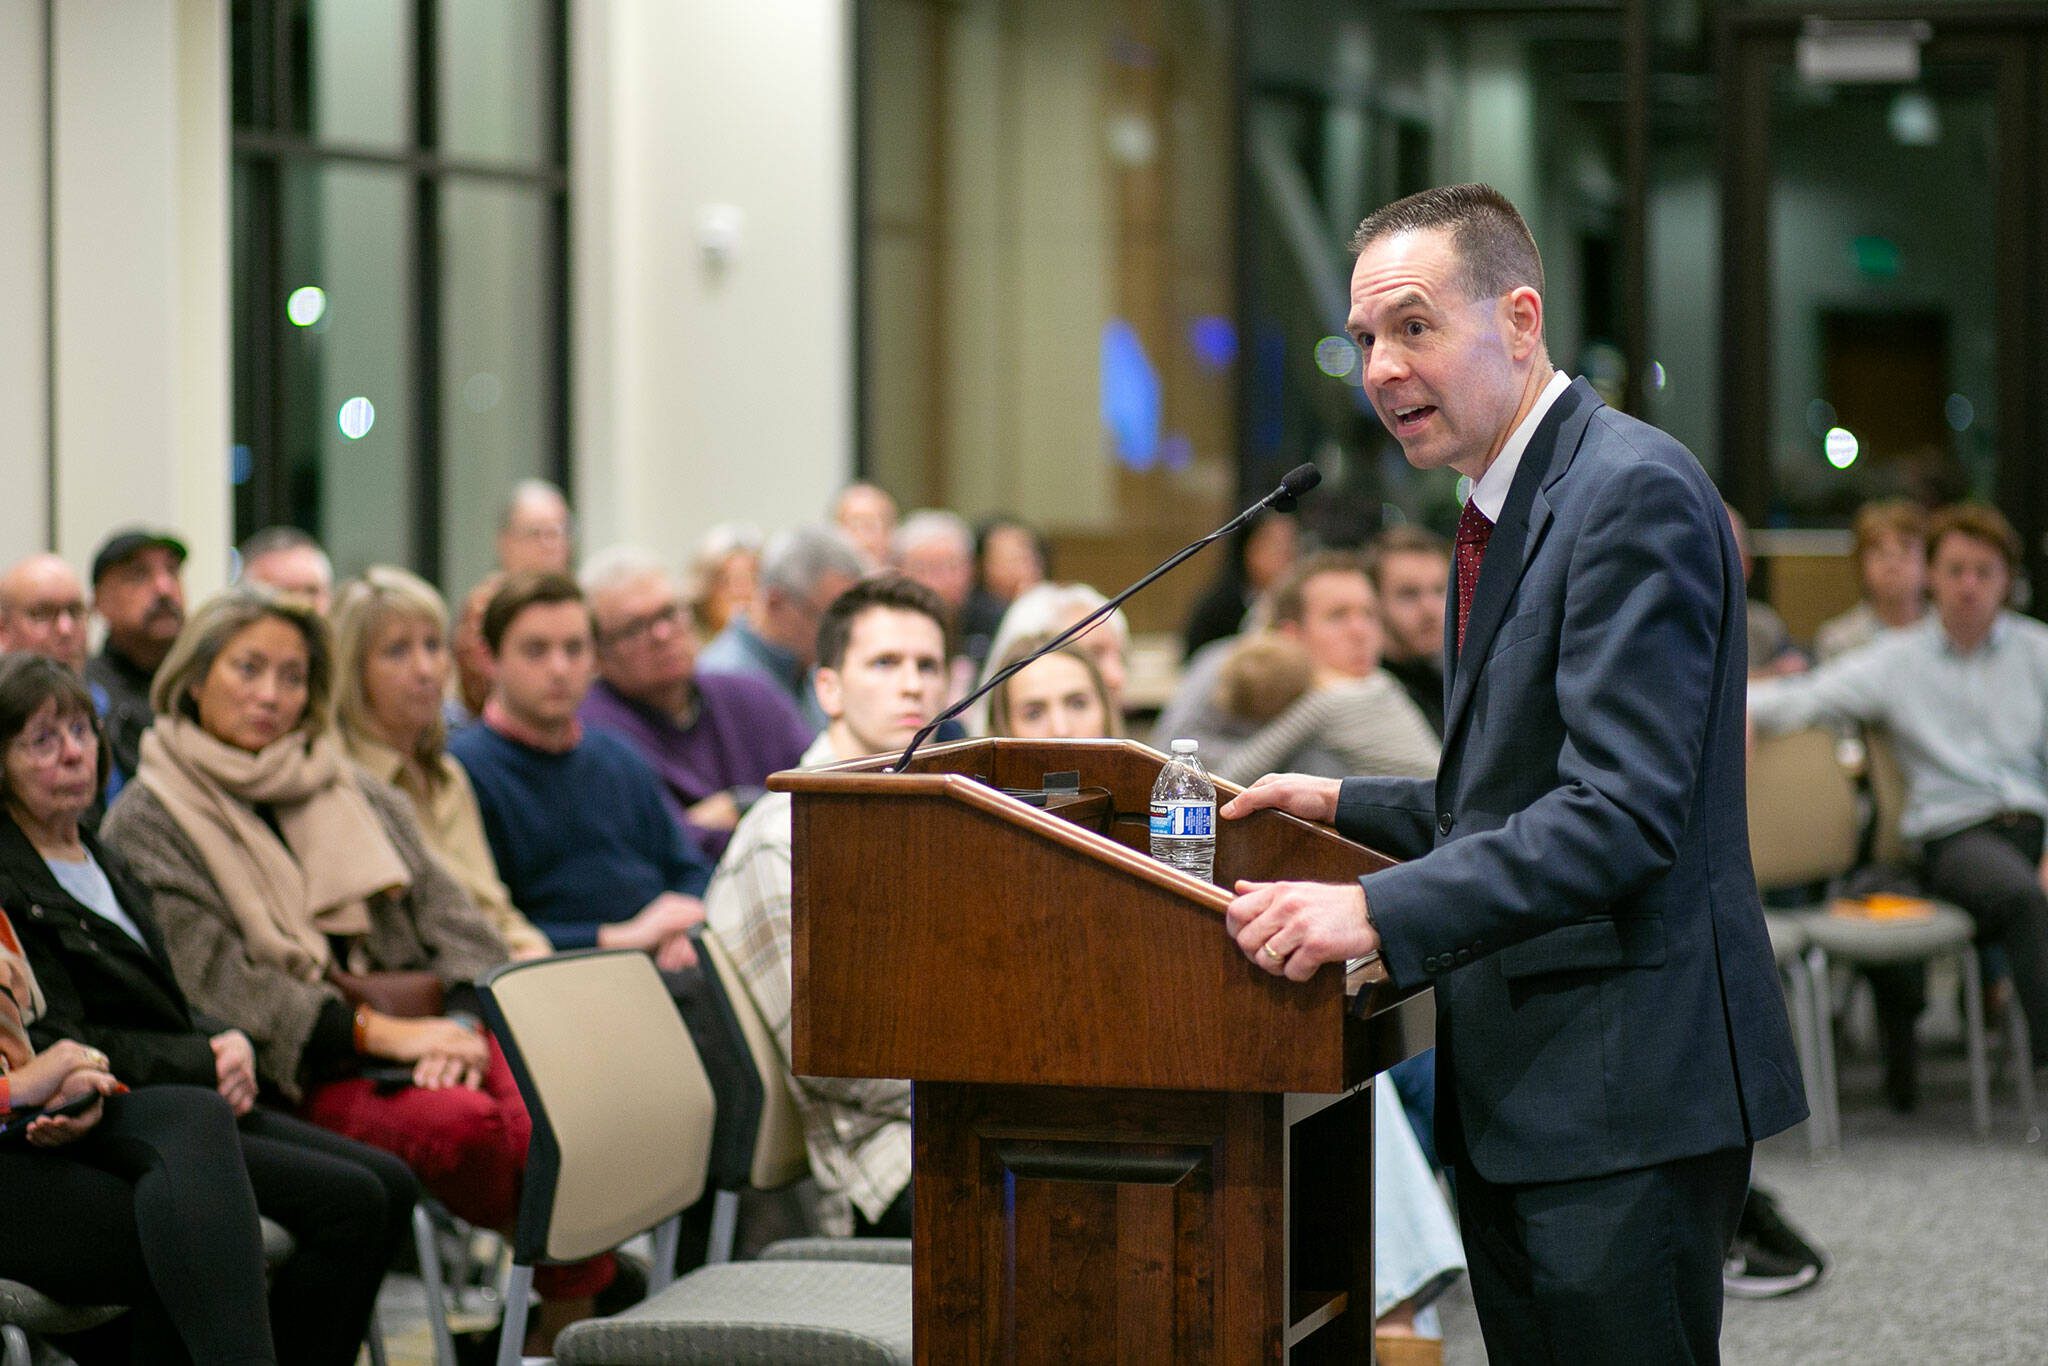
[891,462,1323,773]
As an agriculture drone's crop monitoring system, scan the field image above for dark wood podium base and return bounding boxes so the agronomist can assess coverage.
[912,1081,1373,1364]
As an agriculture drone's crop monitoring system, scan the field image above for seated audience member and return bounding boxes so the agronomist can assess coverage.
[832,481,899,573]
[0,554,92,674]
[449,571,504,727]
[959,516,1049,669]
[1156,552,1436,781]
[1750,503,2048,1089]
[970,582,1132,734]
[1180,510,1298,662]
[0,654,410,1365]
[237,526,334,615]
[984,635,1118,740]
[97,590,618,1338]
[698,524,866,732]
[0,908,285,1365]
[580,549,811,859]
[1814,498,1928,663]
[496,478,575,576]
[685,522,763,638]
[893,510,977,696]
[331,568,551,960]
[704,577,949,1238]
[1726,502,1806,676]
[86,528,188,789]
[1367,526,1452,736]
[450,573,713,963]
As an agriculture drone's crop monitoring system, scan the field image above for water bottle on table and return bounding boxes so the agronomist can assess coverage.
[1150,738,1216,881]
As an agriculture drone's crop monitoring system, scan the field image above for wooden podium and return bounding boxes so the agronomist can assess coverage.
[773,738,1431,1363]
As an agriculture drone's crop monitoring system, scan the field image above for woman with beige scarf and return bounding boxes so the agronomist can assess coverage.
[102,589,620,1347]
[0,905,282,1363]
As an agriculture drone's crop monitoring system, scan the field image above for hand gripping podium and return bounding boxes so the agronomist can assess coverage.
[771,737,1432,1363]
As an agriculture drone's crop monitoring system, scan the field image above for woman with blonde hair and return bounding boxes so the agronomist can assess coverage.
[331,568,549,959]
[984,634,1120,741]
[102,588,618,1344]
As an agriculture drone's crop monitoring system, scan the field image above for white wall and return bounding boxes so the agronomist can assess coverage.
[572,0,855,566]
[0,1,49,559]
[0,0,230,594]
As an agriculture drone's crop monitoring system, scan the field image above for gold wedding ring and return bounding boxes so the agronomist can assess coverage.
[1261,941,1285,963]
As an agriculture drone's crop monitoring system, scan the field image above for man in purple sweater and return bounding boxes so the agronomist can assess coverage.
[579,549,813,858]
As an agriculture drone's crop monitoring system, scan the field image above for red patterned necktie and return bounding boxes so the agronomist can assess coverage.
[1455,499,1495,650]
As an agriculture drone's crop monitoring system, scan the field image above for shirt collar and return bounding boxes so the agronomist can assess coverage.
[1466,369,1570,523]
[343,729,408,785]
[1935,610,2010,657]
[801,733,840,766]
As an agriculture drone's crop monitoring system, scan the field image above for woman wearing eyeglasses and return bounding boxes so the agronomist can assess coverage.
[0,651,409,1365]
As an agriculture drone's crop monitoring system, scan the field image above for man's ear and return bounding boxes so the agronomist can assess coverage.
[813,664,843,722]
[1501,285,1545,361]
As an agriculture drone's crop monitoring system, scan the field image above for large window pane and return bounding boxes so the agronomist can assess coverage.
[294,0,415,149]
[438,0,554,165]
[277,164,416,574]
[439,181,557,598]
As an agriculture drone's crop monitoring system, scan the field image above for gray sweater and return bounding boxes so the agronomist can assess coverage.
[101,767,508,1099]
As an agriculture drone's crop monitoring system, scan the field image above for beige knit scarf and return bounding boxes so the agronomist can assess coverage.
[138,716,412,981]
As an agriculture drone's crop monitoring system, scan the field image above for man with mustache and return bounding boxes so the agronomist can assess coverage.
[84,529,188,789]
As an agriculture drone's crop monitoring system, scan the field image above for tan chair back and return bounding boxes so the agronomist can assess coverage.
[700,928,812,1190]
[481,950,715,1264]
[1748,727,1861,889]
[1863,729,1909,867]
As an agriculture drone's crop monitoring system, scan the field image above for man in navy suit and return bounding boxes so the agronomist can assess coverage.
[1222,184,1806,1362]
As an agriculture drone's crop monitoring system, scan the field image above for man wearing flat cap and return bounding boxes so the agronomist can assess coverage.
[84,528,188,788]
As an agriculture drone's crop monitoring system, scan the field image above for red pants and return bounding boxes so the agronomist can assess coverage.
[303,1033,614,1300]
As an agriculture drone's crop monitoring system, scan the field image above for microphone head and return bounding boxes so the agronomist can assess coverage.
[1280,463,1323,497]
[1270,462,1322,512]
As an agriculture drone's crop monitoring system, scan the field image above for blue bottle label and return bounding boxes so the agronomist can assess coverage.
[1149,800,1214,838]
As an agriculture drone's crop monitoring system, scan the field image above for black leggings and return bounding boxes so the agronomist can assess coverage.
[0,1085,275,1365]
[239,1107,416,1366]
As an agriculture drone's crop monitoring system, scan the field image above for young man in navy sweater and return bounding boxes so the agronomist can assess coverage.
[451,572,713,968]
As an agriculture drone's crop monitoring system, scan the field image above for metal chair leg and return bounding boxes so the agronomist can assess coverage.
[2011,1009,2039,1143]
[412,1204,460,1366]
[1959,948,1992,1140]
[706,1189,741,1265]
[365,1317,390,1366]
[1784,958,1830,1155]
[649,1213,682,1296]
[1805,946,1843,1150]
[495,1263,536,1366]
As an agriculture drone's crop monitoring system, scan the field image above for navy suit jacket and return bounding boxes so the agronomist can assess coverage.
[1338,377,1806,1185]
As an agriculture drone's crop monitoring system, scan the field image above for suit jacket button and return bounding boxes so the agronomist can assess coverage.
[1437,813,1453,836]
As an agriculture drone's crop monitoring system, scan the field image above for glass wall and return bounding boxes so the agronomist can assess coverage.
[230,0,567,595]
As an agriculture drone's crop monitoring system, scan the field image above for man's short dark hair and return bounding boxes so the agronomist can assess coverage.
[1367,525,1452,590]
[1926,503,2022,576]
[815,576,949,673]
[1349,183,1545,303]
[1269,551,1372,628]
[482,571,587,654]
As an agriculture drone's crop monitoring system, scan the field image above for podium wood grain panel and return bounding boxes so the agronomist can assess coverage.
[915,1083,1283,1365]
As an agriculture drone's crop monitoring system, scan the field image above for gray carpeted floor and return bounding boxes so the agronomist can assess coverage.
[1433,1037,2048,1364]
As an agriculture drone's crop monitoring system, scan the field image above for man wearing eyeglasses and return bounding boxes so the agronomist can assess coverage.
[0,555,92,674]
[578,548,812,859]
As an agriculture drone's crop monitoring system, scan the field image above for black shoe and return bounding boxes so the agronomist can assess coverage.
[1723,1237,1821,1299]
[1739,1186,1829,1274]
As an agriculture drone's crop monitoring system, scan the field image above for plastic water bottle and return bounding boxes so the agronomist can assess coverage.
[1150,738,1217,881]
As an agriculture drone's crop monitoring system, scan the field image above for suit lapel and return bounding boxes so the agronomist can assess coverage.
[1442,378,1603,752]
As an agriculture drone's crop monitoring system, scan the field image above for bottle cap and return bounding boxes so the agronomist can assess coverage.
[1171,739,1198,754]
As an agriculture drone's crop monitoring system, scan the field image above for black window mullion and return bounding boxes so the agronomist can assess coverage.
[412,0,443,586]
